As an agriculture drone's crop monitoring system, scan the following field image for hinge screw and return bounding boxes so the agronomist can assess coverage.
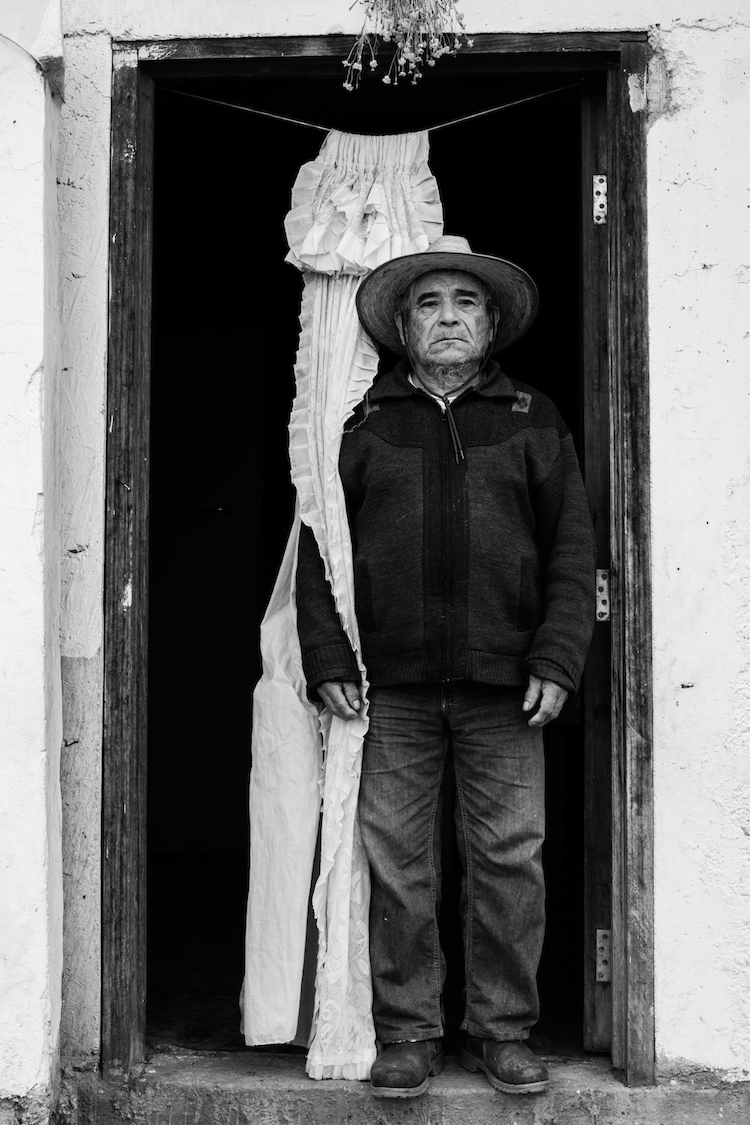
[593,174,608,224]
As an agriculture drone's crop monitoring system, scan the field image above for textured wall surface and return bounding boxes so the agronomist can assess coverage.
[57,30,110,1065]
[57,0,750,39]
[1,0,749,1104]
[647,21,750,1079]
[0,20,63,1111]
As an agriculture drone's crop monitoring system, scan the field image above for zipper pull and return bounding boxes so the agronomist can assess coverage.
[444,401,465,464]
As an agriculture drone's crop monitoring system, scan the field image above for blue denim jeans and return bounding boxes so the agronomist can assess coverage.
[358,682,545,1044]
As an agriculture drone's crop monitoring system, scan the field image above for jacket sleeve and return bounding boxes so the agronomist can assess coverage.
[526,432,596,694]
[295,521,361,690]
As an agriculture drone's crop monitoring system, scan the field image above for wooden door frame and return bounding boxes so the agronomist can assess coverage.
[102,31,654,1084]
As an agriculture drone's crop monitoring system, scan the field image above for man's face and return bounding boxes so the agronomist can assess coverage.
[396,270,498,373]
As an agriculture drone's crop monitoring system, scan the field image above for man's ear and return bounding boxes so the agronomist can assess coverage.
[395,309,408,348]
[483,305,501,361]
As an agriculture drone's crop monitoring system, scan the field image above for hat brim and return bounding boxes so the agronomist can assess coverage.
[356,250,539,356]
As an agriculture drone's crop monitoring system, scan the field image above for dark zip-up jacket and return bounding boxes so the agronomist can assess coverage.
[296,360,595,695]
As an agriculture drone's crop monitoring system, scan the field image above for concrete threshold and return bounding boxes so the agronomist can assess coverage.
[68,1050,750,1125]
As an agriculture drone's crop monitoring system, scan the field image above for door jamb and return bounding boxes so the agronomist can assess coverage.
[608,39,655,1085]
[102,46,154,1075]
[102,32,654,1084]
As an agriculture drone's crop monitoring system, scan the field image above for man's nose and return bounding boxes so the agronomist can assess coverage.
[438,299,460,324]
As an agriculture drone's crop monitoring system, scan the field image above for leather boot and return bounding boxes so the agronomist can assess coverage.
[459,1036,549,1094]
[370,1038,445,1098]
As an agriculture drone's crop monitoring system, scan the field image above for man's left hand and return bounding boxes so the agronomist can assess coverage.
[523,675,568,728]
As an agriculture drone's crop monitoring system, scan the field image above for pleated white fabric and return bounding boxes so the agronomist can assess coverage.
[285,130,443,277]
[243,130,443,1080]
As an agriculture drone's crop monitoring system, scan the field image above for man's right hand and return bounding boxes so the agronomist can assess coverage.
[318,680,363,721]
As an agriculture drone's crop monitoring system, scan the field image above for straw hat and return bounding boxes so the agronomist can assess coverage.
[356,235,539,355]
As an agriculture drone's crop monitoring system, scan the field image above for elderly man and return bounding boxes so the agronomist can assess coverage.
[295,235,595,1098]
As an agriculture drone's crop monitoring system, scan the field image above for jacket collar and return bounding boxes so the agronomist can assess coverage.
[368,359,518,403]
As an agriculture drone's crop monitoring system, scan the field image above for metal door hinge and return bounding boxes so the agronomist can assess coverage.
[596,929,612,982]
[596,569,610,621]
[593,175,607,224]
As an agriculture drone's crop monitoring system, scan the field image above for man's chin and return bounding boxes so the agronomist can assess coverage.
[428,345,473,364]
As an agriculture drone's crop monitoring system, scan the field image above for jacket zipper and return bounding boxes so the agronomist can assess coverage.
[440,408,451,682]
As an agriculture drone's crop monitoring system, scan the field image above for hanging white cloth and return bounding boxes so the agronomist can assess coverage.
[243,129,443,1079]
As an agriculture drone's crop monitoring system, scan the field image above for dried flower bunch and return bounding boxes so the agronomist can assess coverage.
[342,0,473,90]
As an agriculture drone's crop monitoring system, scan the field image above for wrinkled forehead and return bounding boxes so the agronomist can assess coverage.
[404,269,492,305]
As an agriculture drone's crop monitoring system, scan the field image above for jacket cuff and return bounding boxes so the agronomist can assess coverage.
[525,656,578,695]
[302,642,361,690]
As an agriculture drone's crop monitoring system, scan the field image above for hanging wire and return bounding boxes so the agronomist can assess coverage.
[162,81,582,135]
[162,89,330,132]
[429,82,582,131]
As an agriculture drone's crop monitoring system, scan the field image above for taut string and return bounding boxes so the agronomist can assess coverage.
[163,81,582,135]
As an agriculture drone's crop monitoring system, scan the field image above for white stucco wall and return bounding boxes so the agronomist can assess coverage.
[56,28,110,1065]
[648,22,750,1077]
[56,0,750,40]
[2,0,749,1104]
[0,11,64,1113]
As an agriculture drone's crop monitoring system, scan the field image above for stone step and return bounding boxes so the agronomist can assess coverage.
[66,1051,750,1125]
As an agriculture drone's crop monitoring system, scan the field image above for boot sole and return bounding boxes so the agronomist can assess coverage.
[459,1048,549,1095]
[370,1053,445,1098]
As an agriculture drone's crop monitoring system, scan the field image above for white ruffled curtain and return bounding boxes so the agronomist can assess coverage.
[243,129,443,1079]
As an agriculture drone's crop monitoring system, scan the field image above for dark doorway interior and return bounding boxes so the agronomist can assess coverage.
[147,60,588,1055]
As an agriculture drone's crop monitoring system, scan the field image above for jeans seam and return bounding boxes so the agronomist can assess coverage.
[428,734,448,1032]
[452,753,475,1024]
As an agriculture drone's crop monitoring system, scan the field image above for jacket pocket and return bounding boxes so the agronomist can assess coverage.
[516,557,537,633]
[355,560,378,634]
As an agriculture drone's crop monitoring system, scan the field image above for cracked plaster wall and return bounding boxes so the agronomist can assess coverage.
[2,0,749,1104]
[0,12,64,1113]
[646,20,750,1079]
[56,30,110,1068]
[55,1,750,40]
